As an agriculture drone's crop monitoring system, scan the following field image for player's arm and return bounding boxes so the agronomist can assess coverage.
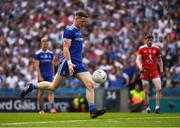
[63,39,72,63]
[130,72,136,84]
[123,73,129,86]
[156,47,163,75]
[51,58,55,75]
[34,60,43,82]
[63,39,75,76]
[157,55,163,74]
[136,54,144,73]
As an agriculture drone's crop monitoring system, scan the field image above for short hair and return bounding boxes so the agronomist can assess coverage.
[145,33,153,39]
[41,36,48,42]
[145,35,153,39]
[75,10,88,18]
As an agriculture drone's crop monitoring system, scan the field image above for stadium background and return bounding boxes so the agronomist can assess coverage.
[0,0,179,113]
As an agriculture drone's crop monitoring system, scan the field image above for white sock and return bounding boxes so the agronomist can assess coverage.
[155,106,159,109]
[146,107,150,110]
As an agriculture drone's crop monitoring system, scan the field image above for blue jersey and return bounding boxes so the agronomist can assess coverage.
[34,49,54,78]
[58,25,87,76]
[63,25,83,66]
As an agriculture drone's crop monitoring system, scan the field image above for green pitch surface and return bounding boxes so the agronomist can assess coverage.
[0,113,180,128]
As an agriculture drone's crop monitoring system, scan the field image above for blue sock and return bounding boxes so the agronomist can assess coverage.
[32,84,38,89]
[50,103,55,109]
[89,103,96,112]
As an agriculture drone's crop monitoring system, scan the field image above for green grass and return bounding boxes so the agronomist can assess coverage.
[0,112,180,127]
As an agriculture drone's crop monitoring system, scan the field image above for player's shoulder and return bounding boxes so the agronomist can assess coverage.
[65,25,75,31]
[152,44,161,50]
[47,50,53,55]
[35,49,42,55]
[138,44,148,50]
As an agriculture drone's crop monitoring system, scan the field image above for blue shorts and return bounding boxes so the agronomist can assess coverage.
[42,75,53,82]
[57,59,88,76]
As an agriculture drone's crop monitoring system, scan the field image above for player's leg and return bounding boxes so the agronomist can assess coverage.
[141,72,151,113]
[152,77,161,113]
[142,80,151,113]
[76,72,94,107]
[21,74,66,98]
[38,89,45,114]
[21,61,68,98]
[37,74,65,90]
[48,90,57,113]
[76,71,106,119]
[47,76,57,113]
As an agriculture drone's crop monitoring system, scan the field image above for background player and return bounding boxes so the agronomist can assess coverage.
[34,36,56,114]
[21,10,106,119]
[136,34,163,113]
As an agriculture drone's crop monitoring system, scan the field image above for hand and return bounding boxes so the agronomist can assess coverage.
[160,71,164,76]
[68,63,75,76]
[139,68,145,73]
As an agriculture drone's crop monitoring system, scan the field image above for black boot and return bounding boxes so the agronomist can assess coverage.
[21,82,33,98]
[90,108,107,119]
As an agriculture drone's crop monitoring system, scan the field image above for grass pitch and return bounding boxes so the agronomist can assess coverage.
[0,112,179,128]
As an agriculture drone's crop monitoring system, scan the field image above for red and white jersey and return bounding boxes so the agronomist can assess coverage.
[137,44,161,71]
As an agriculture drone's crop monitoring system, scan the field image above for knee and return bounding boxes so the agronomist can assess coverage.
[48,84,56,91]
[38,92,44,97]
[84,80,94,90]
[155,85,161,92]
[156,88,161,93]
[48,90,54,95]
[144,90,149,95]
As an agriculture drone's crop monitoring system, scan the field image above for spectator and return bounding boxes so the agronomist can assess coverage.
[129,84,144,112]
[0,0,179,97]
[109,67,129,89]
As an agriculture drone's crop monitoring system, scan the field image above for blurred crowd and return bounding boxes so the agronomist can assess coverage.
[0,0,179,96]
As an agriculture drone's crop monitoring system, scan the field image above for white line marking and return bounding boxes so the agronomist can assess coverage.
[0,120,94,126]
[0,116,179,126]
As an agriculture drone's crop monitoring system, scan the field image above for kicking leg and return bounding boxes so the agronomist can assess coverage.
[38,74,66,90]
[21,74,66,98]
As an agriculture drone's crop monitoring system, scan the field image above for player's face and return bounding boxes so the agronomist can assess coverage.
[41,41,48,51]
[75,16,88,28]
[145,37,153,47]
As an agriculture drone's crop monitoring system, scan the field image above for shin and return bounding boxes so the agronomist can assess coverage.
[85,82,95,104]
[152,78,161,107]
[142,80,150,107]
[38,89,44,110]
[48,91,54,103]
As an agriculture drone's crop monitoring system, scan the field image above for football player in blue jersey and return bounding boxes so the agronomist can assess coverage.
[34,37,57,114]
[21,10,106,119]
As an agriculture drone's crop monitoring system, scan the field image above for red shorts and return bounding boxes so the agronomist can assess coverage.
[141,70,160,81]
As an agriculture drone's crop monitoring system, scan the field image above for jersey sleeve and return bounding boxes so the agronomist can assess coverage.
[34,52,39,60]
[51,53,54,60]
[156,47,161,57]
[63,28,74,40]
[137,47,142,55]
